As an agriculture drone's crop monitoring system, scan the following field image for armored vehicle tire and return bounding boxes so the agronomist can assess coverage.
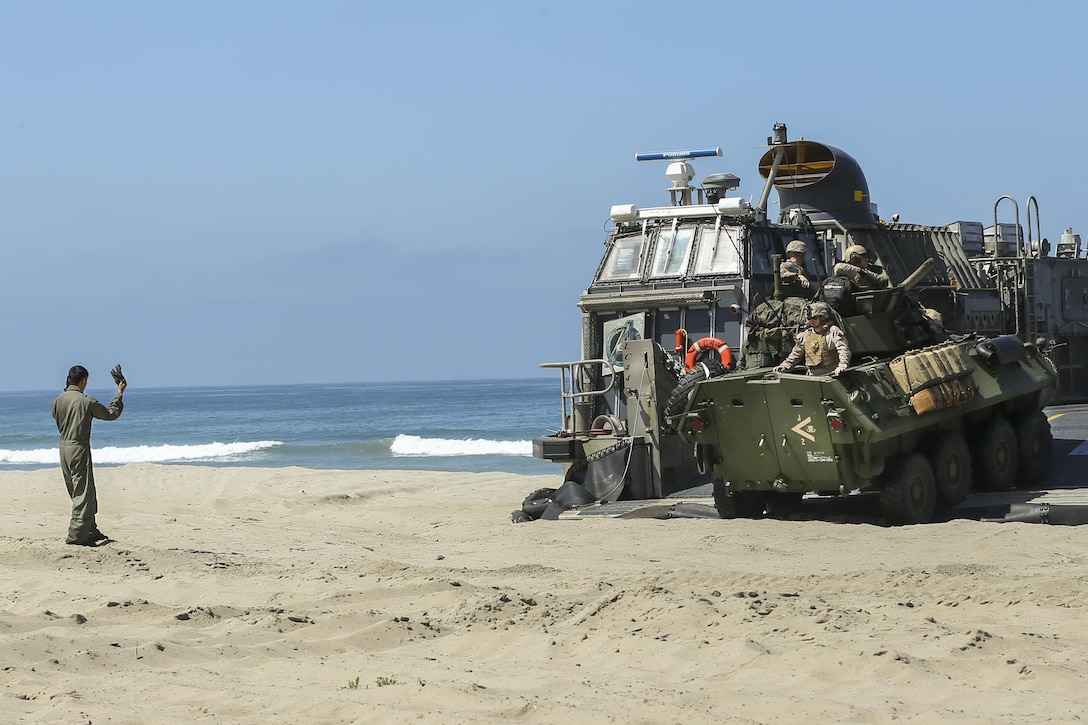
[926,431,972,506]
[1014,410,1053,487]
[712,479,766,519]
[972,416,1019,491]
[879,453,937,525]
[664,359,728,431]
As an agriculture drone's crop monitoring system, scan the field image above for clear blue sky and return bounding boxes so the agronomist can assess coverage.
[3,1,1086,391]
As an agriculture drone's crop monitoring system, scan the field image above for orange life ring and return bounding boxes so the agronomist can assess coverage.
[685,337,735,371]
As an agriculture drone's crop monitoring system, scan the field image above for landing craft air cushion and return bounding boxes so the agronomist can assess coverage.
[526,123,1071,523]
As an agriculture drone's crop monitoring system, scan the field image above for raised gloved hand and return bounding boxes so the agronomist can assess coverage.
[110,364,126,385]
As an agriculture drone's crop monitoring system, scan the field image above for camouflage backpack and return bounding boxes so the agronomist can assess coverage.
[738,296,810,369]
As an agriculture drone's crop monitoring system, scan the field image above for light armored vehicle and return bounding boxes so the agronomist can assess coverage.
[528,123,1070,523]
[676,267,1056,524]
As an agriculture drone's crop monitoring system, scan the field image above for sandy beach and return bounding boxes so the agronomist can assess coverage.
[4,464,1088,723]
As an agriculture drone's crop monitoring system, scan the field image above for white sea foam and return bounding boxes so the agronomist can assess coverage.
[0,441,282,465]
[390,434,531,457]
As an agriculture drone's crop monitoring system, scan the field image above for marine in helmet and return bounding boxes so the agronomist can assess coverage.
[834,244,889,290]
[779,239,812,295]
[774,301,851,377]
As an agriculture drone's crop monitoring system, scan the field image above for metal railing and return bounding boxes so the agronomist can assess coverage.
[539,359,618,434]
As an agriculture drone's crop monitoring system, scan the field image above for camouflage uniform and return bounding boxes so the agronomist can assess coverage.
[780,258,809,284]
[52,385,124,544]
[833,261,889,291]
[778,323,851,376]
[780,240,813,299]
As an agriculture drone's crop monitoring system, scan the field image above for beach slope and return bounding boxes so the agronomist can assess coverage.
[3,464,1088,723]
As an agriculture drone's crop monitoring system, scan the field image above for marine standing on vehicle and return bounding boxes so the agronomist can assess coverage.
[774,301,851,376]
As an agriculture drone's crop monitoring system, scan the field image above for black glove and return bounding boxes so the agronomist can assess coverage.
[110,364,126,385]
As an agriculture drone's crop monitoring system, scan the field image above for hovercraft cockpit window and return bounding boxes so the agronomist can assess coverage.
[649,227,695,278]
[692,225,743,275]
[599,235,645,282]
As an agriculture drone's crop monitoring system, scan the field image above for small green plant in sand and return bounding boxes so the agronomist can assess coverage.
[375,676,398,687]
[343,676,360,690]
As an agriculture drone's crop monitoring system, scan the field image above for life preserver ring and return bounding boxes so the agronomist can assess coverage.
[685,337,735,371]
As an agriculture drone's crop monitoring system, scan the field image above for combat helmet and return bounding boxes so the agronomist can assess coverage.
[786,239,807,255]
[844,244,869,264]
[807,301,831,320]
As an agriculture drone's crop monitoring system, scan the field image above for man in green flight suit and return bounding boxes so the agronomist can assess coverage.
[52,365,126,546]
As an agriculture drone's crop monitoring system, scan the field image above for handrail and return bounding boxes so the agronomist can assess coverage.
[992,195,1022,337]
[992,195,1022,258]
[539,359,618,433]
[1026,195,1041,258]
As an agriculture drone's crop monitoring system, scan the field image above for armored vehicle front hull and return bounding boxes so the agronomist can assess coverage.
[678,335,1056,524]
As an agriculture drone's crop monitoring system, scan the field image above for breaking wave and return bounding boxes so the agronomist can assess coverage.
[0,441,283,466]
[389,434,531,458]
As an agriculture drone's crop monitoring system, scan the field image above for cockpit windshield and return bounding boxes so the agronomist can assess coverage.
[598,223,744,283]
[692,225,743,275]
[649,226,695,278]
[599,235,645,281]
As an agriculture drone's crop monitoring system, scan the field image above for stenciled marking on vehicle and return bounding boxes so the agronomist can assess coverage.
[791,415,816,443]
[806,451,834,463]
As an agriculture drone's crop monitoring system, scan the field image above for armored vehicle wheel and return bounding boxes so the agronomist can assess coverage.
[926,431,972,506]
[664,359,727,431]
[973,416,1018,491]
[712,479,766,519]
[1014,410,1053,487]
[879,453,937,525]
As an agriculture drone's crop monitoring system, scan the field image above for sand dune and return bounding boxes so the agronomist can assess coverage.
[3,464,1088,723]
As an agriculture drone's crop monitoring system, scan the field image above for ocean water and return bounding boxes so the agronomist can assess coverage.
[0,379,563,476]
